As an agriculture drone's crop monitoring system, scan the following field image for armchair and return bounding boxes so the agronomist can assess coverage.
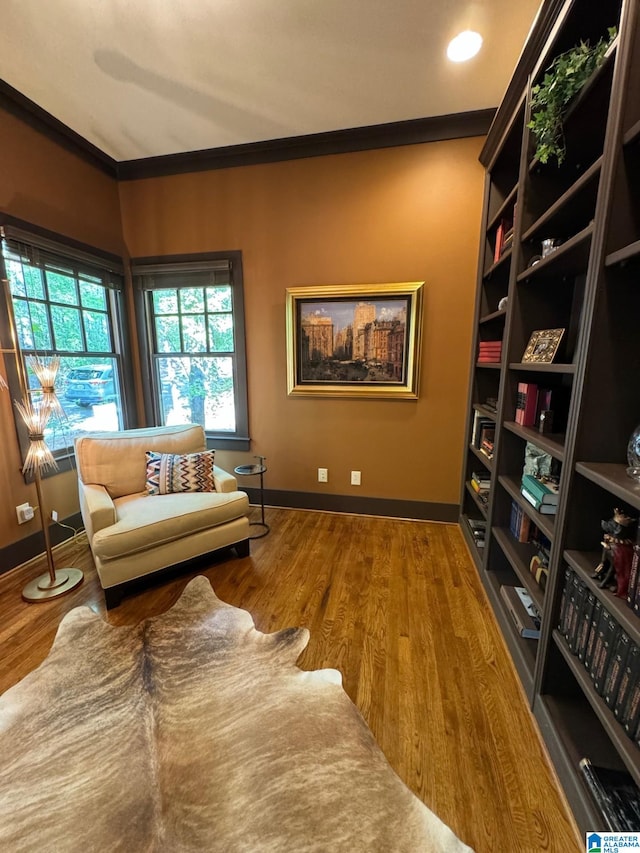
[74,424,250,608]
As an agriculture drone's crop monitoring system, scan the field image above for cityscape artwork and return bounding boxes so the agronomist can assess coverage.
[286,283,424,399]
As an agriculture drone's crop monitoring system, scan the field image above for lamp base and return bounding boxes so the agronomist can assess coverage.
[22,568,84,602]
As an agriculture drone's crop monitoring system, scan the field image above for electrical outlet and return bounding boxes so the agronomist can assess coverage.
[318,467,328,483]
[51,510,58,522]
[351,471,361,486]
[16,502,34,524]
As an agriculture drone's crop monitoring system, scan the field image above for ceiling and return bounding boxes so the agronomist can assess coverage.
[0,0,542,164]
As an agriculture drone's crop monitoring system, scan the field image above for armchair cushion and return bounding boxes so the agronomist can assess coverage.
[146,449,216,495]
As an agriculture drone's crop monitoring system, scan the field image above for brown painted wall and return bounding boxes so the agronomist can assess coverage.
[119,138,483,506]
[0,106,124,549]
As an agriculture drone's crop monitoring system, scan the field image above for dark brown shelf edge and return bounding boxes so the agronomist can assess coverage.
[479,308,507,325]
[575,461,640,513]
[521,156,602,243]
[502,420,566,461]
[498,474,556,540]
[469,443,494,470]
[487,183,519,232]
[476,362,502,369]
[459,513,483,570]
[552,629,640,788]
[605,238,640,268]
[533,694,612,834]
[483,247,512,278]
[564,549,640,648]
[623,117,640,147]
[482,569,537,699]
[465,481,488,518]
[472,403,498,420]
[509,362,576,374]
[527,37,618,173]
[492,526,545,611]
[516,222,594,283]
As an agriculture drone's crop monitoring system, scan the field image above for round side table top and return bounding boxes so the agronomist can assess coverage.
[234,464,266,476]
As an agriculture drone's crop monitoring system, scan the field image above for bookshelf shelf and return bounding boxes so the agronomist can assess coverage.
[553,629,640,788]
[575,462,640,512]
[475,362,501,369]
[521,157,602,244]
[487,183,519,232]
[564,549,640,648]
[459,0,636,831]
[493,526,545,611]
[498,475,556,541]
[469,443,493,470]
[502,420,566,461]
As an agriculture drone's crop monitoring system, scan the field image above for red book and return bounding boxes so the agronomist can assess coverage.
[494,222,505,263]
[515,382,538,426]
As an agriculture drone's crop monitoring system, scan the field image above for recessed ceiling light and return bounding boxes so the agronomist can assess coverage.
[447,30,483,63]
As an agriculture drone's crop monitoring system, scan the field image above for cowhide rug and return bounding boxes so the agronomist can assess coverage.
[0,576,473,852]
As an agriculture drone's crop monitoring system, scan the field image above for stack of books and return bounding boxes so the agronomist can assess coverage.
[477,340,502,363]
[494,217,514,263]
[466,517,486,549]
[500,585,541,639]
[470,471,490,505]
[515,382,538,427]
[521,474,559,515]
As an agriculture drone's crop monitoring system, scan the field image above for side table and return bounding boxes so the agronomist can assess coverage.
[234,456,270,539]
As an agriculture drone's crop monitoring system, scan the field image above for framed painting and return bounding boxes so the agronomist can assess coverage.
[522,328,565,364]
[285,282,424,399]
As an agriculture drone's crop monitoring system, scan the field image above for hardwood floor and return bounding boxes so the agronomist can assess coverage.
[0,508,581,852]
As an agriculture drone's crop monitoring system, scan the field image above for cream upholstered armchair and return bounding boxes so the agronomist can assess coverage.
[74,424,250,608]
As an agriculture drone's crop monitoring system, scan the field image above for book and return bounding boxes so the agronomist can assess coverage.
[568,576,586,654]
[614,643,640,722]
[520,487,557,514]
[592,609,620,696]
[521,474,559,505]
[558,568,573,637]
[576,590,596,662]
[579,758,640,831]
[500,585,541,639]
[494,220,505,263]
[584,599,603,673]
[603,630,631,710]
[628,543,640,610]
[515,382,538,427]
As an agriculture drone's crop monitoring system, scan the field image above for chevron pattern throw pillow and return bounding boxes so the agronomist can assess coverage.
[145,450,216,495]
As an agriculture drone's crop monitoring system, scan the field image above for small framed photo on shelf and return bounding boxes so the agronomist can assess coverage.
[522,328,564,364]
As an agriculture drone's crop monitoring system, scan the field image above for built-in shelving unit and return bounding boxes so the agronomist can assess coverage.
[459,0,640,833]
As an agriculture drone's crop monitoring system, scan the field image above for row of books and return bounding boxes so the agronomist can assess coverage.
[560,569,640,745]
[478,340,502,363]
[520,473,559,516]
[579,757,640,832]
[500,585,541,639]
[466,517,486,549]
[470,471,490,506]
[471,410,495,460]
[509,501,551,591]
[515,382,554,428]
[494,216,514,263]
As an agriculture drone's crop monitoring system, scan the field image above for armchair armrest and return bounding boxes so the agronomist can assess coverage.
[213,466,238,494]
[79,482,117,542]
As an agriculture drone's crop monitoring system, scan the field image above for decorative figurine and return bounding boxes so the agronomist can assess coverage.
[592,508,637,597]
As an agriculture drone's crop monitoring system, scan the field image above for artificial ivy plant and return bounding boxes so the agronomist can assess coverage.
[528,27,617,165]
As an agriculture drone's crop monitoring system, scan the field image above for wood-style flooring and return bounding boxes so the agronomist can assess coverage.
[0,508,581,853]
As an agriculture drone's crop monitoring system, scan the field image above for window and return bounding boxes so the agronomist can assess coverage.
[133,253,249,451]
[0,223,131,463]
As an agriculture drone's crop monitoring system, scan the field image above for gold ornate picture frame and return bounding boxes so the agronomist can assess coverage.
[522,328,565,363]
[285,282,424,399]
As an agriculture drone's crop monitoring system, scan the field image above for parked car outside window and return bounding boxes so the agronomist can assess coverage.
[64,365,116,407]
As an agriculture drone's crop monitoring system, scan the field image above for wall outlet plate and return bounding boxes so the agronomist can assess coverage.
[318,468,328,483]
[351,471,361,486]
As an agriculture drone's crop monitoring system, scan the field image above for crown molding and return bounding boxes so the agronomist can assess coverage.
[116,110,495,180]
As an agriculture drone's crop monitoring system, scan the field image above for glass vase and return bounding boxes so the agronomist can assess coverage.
[627,423,640,480]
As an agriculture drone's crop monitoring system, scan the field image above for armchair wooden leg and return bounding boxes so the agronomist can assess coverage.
[235,538,250,558]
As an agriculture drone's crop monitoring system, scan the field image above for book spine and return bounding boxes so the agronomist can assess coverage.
[494,222,505,263]
[628,544,640,609]
[577,590,596,662]
[592,610,620,696]
[559,568,573,637]
[521,384,539,428]
[568,578,586,654]
[584,600,603,673]
[578,758,622,832]
[603,631,631,710]
[614,643,640,721]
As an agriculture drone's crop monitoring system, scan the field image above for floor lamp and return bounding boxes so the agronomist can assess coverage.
[1,274,84,601]
[14,362,83,602]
